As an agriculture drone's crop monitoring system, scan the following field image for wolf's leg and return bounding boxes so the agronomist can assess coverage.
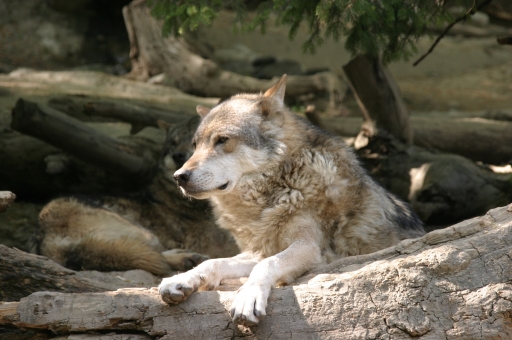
[230,240,322,326]
[158,252,259,304]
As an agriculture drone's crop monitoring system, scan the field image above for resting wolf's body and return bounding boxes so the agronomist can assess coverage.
[159,75,425,326]
[31,116,239,276]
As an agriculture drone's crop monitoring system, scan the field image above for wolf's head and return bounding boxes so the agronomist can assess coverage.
[159,116,200,172]
[174,75,289,199]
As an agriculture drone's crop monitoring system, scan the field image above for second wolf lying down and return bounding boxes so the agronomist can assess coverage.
[159,75,425,326]
[32,116,239,276]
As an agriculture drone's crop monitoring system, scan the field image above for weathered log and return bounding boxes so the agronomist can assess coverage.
[322,114,512,165]
[343,55,413,145]
[2,205,512,338]
[0,128,159,200]
[11,98,156,182]
[123,0,346,113]
[48,97,190,134]
[0,245,160,302]
[0,192,16,213]
[498,36,512,45]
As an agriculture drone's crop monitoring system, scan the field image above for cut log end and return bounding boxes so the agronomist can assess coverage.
[0,191,16,213]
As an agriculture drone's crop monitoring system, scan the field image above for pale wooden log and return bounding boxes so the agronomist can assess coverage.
[0,245,160,302]
[2,205,512,339]
[0,246,112,301]
[48,97,190,134]
[0,191,16,213]
[123,0,346,113]
[321,114,512,164]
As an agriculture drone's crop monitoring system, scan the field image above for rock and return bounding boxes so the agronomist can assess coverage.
[0,0,88,69]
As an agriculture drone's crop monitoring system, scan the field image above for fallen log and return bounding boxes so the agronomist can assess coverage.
[2,205,512,338]
[123,0,346,113]
[0,246,159,302]
[48,97,190,134]
[0,192,16,213]
[0,128,157,200]
[322,114,512,165]
[11,98,156,182]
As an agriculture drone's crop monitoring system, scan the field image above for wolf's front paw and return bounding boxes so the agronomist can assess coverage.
[229,283,269,326]
[158,274,197,304]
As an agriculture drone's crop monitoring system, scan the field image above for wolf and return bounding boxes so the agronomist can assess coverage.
[31,116,239,276]
[158,75,425,326]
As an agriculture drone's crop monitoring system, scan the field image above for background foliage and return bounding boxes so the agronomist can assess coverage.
[148,0,479,63]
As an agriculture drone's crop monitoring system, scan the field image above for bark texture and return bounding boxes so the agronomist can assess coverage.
[48,97,189,134]
[0,245,159,302]
[322,114,512,165]
[2,205,512,339]
[343,55,413,145]
[11,98,155,181]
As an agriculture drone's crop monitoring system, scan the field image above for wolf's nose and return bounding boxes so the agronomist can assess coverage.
[174,169,191,185]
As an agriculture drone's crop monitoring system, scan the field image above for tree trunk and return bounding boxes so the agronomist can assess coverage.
[2,205,512,339]
[343,55,413,145]
[122,0,346,113]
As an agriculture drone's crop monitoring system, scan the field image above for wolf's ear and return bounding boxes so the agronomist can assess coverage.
[196,105,211,118]
[157,119,175,131]
[263,74,287,103]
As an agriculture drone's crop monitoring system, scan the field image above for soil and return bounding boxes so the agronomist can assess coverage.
[0,202,40,251]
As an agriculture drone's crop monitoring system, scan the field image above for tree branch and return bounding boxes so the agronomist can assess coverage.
[413,0,494,67]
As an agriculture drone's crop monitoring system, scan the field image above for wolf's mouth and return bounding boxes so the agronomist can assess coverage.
[218,182,229,190]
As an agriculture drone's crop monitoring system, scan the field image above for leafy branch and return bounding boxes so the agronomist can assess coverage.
[148,0,485,64]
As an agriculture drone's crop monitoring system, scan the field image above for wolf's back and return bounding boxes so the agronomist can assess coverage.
[32,196,171,276]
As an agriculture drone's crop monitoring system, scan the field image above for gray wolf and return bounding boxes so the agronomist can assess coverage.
[31,117,239,276]
[158,75,425,326]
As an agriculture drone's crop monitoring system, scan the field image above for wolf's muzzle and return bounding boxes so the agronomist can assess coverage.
[174,169,191,186]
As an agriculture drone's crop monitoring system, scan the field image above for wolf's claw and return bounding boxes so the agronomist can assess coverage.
[160,290,182,304]
[229,282,268,326]
[158,274,197,304]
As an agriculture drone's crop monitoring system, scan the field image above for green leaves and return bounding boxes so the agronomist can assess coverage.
[148,0,223,36]
[148,0,478,64]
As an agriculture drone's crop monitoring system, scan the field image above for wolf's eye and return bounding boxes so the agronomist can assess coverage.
[192,142,196,149]
[216,137,228,145]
